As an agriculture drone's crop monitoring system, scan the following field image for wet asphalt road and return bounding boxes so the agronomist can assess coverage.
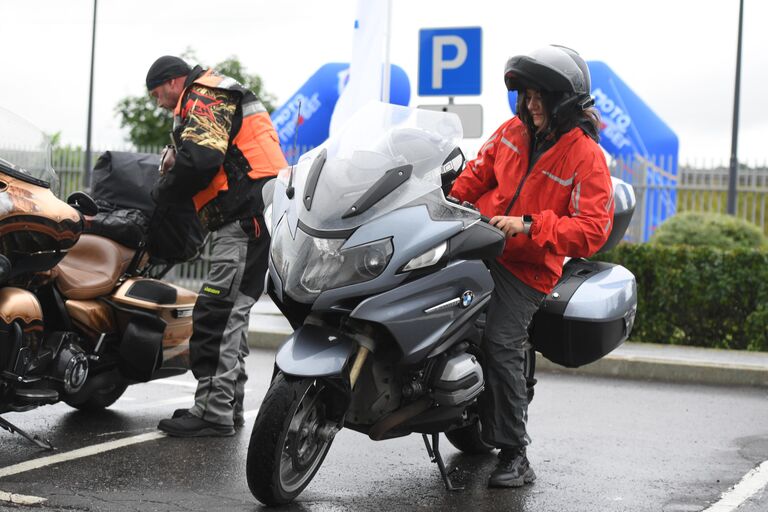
[1,349,767,512]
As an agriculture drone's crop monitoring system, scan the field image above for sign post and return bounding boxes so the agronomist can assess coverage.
[417,27,483,138]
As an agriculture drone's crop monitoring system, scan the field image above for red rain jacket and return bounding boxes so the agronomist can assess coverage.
[450,116,614,294]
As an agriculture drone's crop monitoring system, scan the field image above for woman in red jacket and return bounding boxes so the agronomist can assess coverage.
[450,45,614,488]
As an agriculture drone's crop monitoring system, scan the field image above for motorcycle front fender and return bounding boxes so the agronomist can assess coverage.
[275,325,357,378]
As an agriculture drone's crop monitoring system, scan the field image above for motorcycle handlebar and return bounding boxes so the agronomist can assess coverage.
[446,195,491,223]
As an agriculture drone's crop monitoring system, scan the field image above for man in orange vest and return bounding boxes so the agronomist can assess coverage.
[145,55,287,437]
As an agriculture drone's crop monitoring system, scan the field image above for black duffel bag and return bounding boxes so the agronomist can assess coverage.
[87,200,149,249]
[89,151,206,263]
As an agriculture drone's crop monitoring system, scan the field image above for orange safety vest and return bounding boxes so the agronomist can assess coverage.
[173,70,287,212]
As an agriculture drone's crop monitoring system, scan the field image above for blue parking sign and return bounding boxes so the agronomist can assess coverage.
[418,27,482,96]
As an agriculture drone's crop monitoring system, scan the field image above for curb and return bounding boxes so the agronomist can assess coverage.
[248,329,768,388]
[536,354,768,388]
[248,329,289,351]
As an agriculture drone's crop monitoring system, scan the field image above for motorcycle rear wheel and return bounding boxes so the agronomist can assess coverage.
[445,420,494,454]
[246,373,334,506]
[63,370,128,411]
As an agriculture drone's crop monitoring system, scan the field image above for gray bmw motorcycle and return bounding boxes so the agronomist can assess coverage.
[246,102,637,505]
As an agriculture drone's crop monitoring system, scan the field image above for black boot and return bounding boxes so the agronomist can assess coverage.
[158,415,235,437]
[173,408,244,427]
[488,447,536,488]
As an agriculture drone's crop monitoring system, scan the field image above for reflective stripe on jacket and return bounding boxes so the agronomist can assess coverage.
[173,69,287,218]
[450,116,614,294]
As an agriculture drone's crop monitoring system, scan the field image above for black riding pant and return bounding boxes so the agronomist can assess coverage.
[480,260,546,450]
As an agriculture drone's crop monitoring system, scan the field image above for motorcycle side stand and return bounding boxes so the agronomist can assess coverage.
[422,433,462,491]
[0,416,54,451]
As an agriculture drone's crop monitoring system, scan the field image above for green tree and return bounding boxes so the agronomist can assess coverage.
[115,52,278,148]
[115,94,172,148]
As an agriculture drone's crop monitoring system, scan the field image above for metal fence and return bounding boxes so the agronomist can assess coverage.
[608,157,768,242]
[47,148,768,286]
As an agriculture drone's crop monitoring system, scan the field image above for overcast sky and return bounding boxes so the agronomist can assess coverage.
[0,0,765,163]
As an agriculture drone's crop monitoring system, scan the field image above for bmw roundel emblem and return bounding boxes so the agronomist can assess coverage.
[461,290,474,308]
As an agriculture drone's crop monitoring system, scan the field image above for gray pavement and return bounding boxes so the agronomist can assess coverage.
[248,296,768,388]
[3,352,768,512]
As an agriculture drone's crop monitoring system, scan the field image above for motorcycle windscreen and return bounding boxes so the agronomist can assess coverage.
[0,106,58,191]
[277,101,464,234]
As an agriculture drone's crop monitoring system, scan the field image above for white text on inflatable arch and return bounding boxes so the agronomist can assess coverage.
[593,88,632,150]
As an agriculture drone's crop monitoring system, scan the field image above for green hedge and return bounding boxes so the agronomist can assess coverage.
[594,244,768,351]
[649,211,768,250]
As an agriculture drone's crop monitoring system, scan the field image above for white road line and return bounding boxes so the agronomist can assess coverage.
[0,490,46,505]
[0,407,261,479]
[0,431,165,478]
[703,460,768,512]
[114,395,192,412]
[152,379,198,389]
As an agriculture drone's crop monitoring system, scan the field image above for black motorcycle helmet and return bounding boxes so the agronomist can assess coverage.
[504,45,595,120]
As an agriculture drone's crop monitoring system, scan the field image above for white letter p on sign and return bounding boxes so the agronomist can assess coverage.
[432,35,467,89]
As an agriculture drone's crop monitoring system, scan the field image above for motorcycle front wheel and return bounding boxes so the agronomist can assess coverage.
[246,373,335,506]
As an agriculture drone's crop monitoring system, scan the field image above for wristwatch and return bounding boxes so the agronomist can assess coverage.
[522,214,533,235]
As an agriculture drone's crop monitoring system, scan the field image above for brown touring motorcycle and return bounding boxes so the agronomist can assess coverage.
[0,109,201,450]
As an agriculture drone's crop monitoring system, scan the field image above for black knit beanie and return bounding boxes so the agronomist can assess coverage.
[146,56,191,90]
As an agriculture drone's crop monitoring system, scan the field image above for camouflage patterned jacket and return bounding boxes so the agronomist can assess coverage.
[154,66,285,231]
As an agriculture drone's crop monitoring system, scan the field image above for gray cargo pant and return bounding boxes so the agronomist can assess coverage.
[189,217,269,426]
[480,259,546,450]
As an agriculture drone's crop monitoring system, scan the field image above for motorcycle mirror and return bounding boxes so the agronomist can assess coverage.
[66,191,99,217]
[440,147,466,196]
[0,254,11,284]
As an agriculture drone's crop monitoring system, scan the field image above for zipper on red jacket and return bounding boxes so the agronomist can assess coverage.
[502,131,553,216]
[503,164,534,216]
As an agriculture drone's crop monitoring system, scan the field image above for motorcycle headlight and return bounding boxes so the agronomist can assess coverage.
[272,221,394,302]
[401,241,447,272]
[299,237,394,295]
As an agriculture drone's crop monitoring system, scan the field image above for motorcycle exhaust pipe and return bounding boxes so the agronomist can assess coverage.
[368,396,431,441]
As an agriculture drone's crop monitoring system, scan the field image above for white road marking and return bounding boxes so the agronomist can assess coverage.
[113,395,192,412]
[703,460,768,512]
[0,407,261,479]
[0,490,46,505]
[0,431,165,478]
[152,379,198,389]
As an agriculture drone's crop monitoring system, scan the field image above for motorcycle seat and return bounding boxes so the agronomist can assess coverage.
[56,234,137,300]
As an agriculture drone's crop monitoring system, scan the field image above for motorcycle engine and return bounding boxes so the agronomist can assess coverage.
[51,335,89,394]
[429,352,484,407]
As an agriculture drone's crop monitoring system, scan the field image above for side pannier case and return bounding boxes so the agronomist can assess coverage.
[110,278,197,381]
[529,177,637,368]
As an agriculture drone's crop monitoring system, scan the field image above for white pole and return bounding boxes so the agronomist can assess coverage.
[381,0,392,103]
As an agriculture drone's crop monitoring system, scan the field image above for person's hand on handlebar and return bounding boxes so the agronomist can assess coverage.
[489,216,526,237]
